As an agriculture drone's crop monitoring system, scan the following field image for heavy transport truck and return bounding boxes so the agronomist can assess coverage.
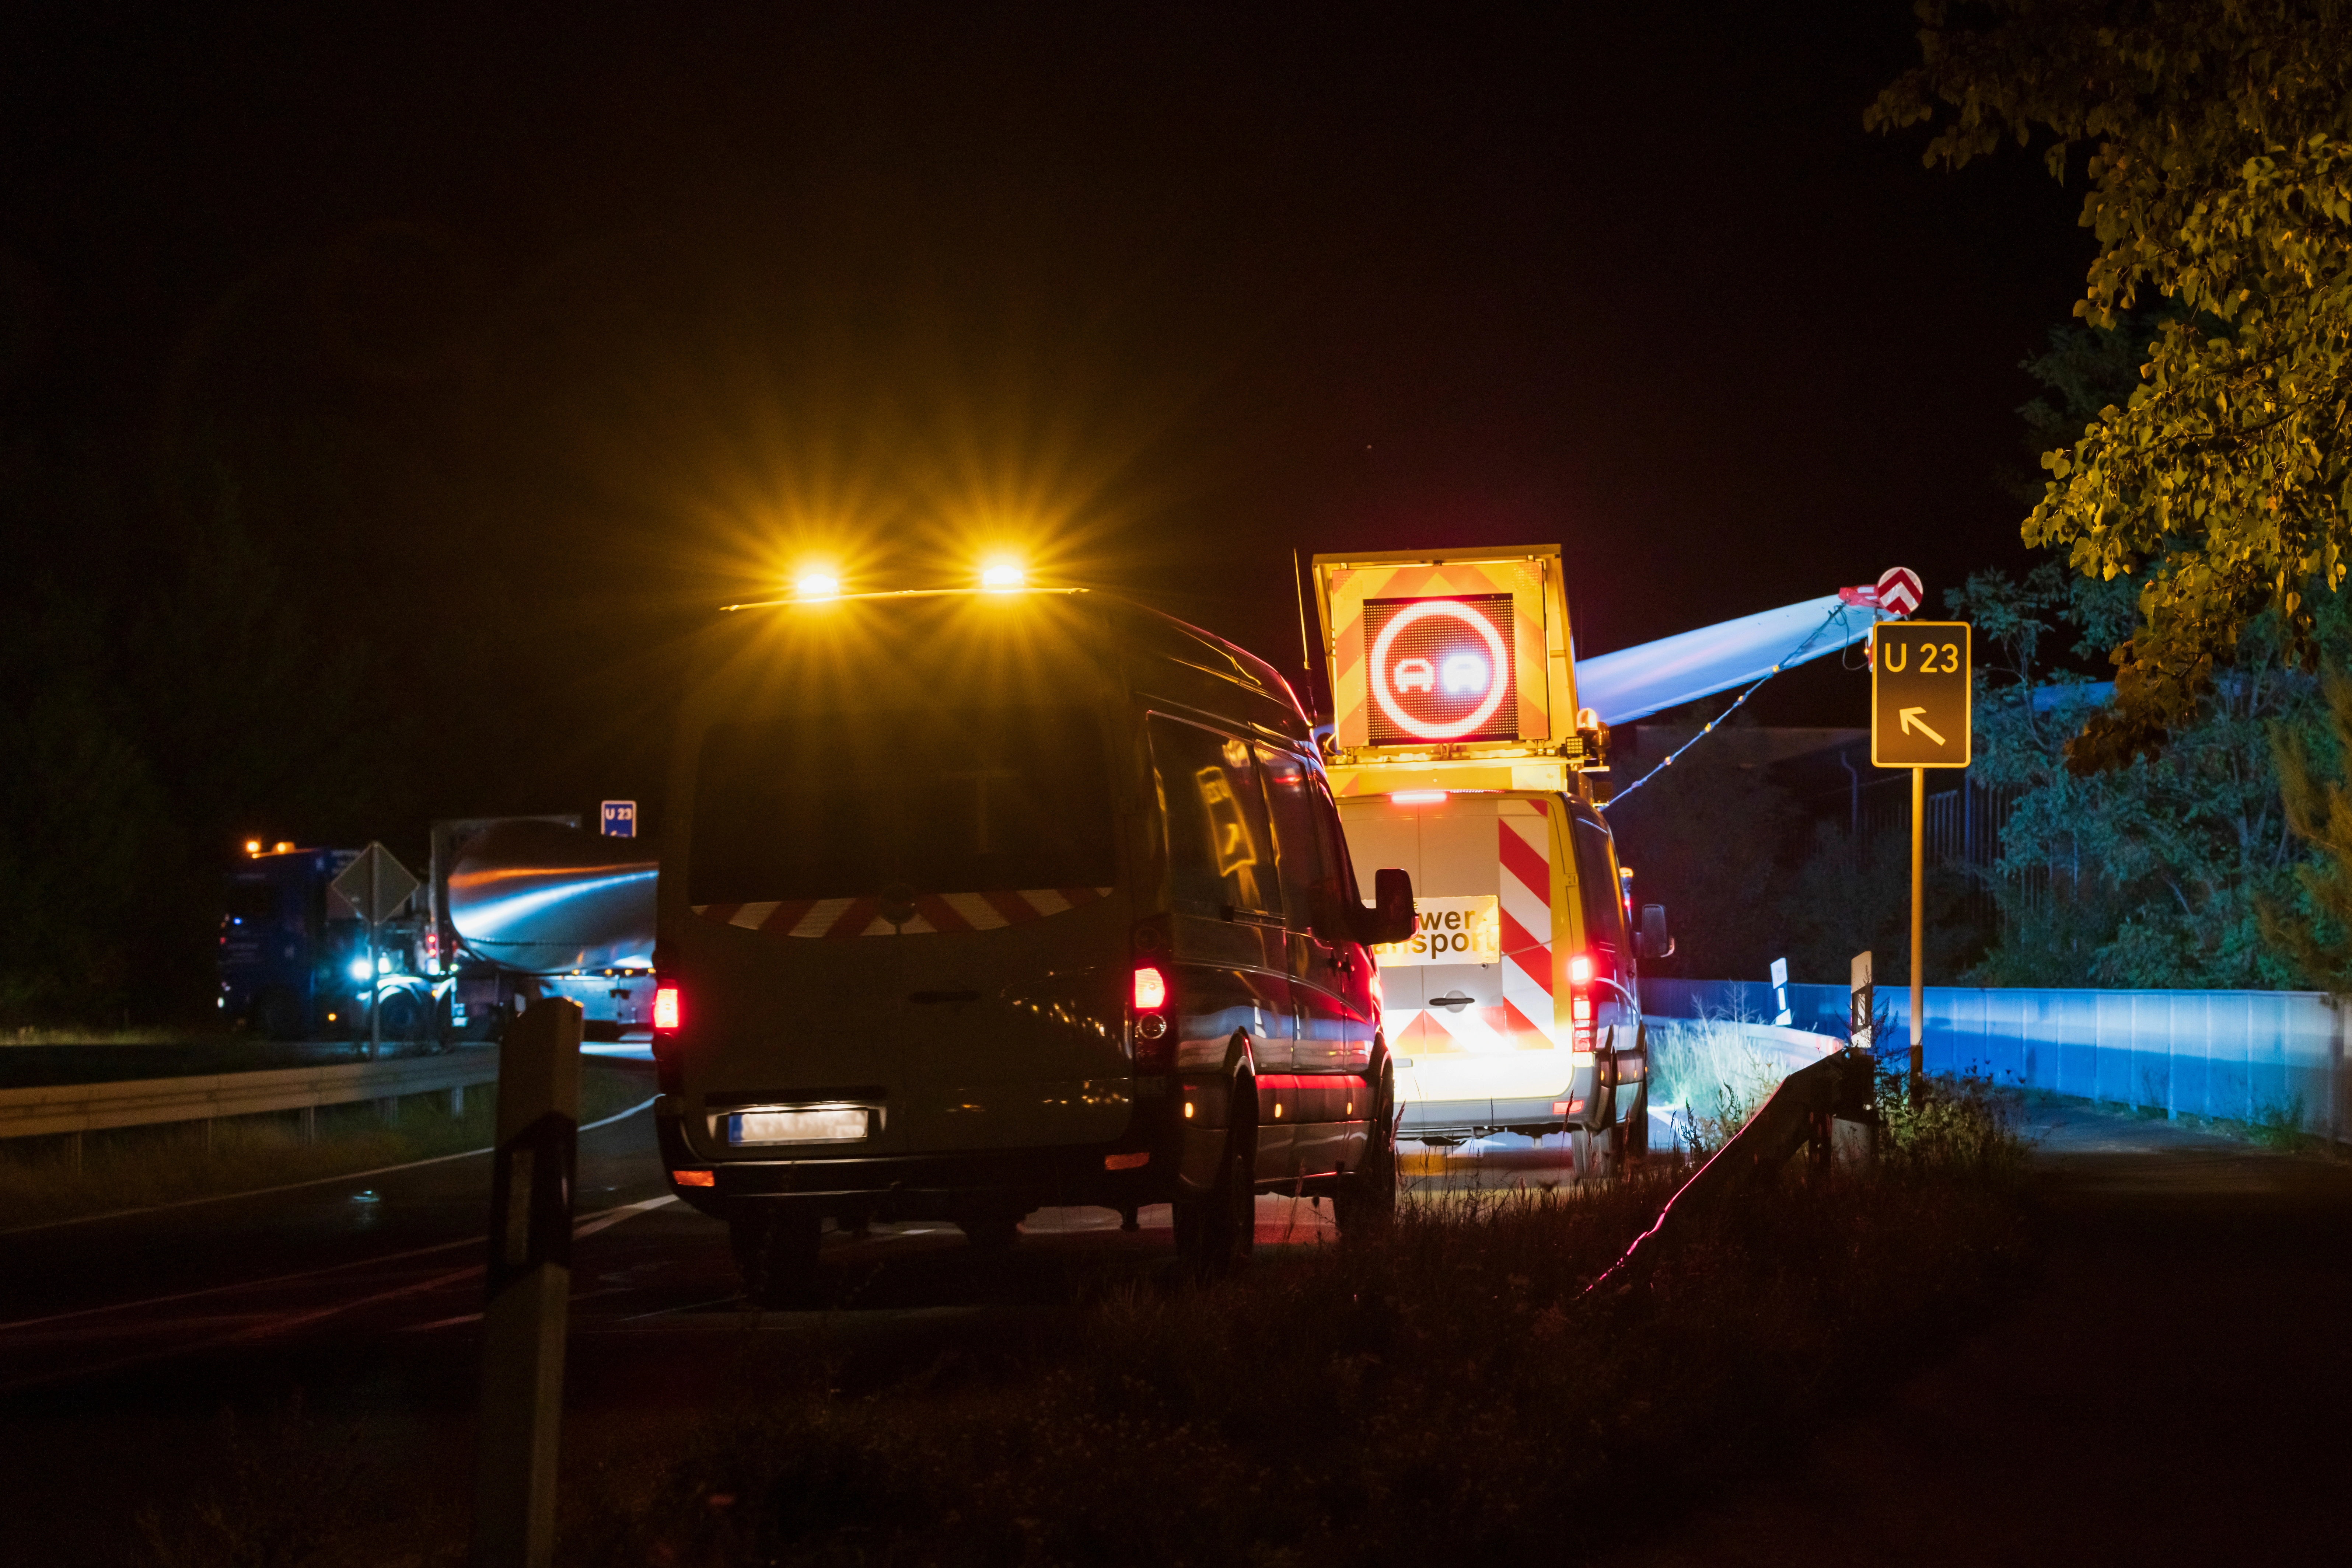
[218,816,657,1044]
[1311,544,1674,1177]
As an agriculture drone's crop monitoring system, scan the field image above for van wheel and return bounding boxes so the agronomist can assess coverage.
[730,1210,822,1308]
[1618,1082,1649,1167]
[1174,1076,1256,1279]
[958,1212,1021,1251]
[1334,1064,1397,1234]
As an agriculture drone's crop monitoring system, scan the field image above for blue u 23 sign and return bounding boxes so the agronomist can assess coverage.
[600,800,637,838]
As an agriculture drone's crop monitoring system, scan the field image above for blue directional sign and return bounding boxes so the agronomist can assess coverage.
[599,800,637,838]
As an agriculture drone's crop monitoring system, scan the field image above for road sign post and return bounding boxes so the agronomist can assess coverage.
[1871,622,1971,1104]
[471,996,583,1568]
[330,843,420,1061]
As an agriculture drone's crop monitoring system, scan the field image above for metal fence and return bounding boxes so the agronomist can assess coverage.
[1641,977,2349,1143]
[0,1049,503,1165]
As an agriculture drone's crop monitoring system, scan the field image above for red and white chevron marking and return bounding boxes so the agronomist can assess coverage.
[692,887,1112,939]
[1496,798,1557,1048]
[1386,798,1558,1057]
[1876,566,1922,618]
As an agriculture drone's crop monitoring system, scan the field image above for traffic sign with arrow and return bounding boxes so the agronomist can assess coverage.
[1870,621,1970,768]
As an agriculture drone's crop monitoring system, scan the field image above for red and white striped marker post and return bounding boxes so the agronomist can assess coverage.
[471,997,582,1568]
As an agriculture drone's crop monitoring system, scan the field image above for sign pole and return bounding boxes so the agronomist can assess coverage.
[1871,619,1966,1111]
[1909,765,1924,1106]
[364,846,378,1067]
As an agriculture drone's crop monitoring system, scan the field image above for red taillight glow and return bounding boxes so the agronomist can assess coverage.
[653,985,681,1031]
[1568,952,1595,1052]
[671,1169,714,1187]
[1389,789,1448,806]
[1551,1099,1586,1115]
[1133,965,1167,1010]
[1104,1151,1150,1170]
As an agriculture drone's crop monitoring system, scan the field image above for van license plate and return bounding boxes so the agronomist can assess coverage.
[731,1108,869,1144]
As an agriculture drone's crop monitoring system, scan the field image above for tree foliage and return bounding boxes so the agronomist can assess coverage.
[1955,562,2323,985]
[1872,1,2352,773]
[2263,668,2352,986]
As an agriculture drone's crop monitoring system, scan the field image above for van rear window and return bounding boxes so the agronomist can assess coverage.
[690,705,1116,904]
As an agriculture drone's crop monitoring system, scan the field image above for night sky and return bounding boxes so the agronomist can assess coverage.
[1,0,2091,828]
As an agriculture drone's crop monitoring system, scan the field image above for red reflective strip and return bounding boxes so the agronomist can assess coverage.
[1499,906,1554,995]
[1056,886,1104,908]
[1502,998,1548,1048]
[765,900,819,932]
[823,898,879,939]
[1527,797,1550,816]
[1497,819,1549,897]
[701,902,742,926]
[915,894,973,932]
[979,889,1039,925]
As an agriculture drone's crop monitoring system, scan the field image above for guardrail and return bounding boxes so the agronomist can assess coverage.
[1591,1046,1873,1295]
[1643,977,2350,1143]
[0,1049,504,1166]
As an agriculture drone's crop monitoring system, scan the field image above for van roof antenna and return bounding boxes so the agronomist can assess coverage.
[1292,548,1314,684]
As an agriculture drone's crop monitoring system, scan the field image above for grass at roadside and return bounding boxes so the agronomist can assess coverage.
[0,1062,651,1230]
[561,1076,2026,1568]
[1,1026,225,1047]
[127,1074,2029,1568]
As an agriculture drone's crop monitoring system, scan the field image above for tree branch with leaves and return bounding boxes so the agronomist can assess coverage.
[1872,0,2352,773]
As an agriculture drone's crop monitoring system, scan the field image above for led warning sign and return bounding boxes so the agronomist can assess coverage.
[1366,594,1517,744]
[1313,546,1572,758]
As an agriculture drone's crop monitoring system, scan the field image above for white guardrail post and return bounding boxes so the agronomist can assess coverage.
[470,998,582,1568]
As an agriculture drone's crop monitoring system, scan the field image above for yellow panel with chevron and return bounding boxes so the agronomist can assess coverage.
[1310,543,1603,796]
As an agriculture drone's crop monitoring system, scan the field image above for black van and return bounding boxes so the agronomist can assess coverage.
[651,589,1415,1298]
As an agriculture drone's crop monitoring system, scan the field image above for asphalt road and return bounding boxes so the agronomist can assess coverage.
[1629,1101,2352,1566]
[12,1093,2344,1564]
[0,1089,1371,1565]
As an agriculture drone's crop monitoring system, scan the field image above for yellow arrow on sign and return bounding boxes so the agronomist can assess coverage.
[1900,706,1946,746]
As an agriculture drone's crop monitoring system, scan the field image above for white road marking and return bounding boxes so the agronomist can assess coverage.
[0,1193,676,1335]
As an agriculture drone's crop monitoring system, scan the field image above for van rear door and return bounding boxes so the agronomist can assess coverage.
[682,692,1129,1157]
[1338,792,1573,1131]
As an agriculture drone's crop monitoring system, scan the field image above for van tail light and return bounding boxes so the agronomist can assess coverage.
[1130,962,1173,1073]
[1568,953,1595,1052]
[651,983,685,1094]
[671,1169,714,1188]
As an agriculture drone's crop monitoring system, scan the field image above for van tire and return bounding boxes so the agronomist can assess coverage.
[1619,1081,1649,1166]
[730,1210,822,1308]
[1174,1075,1256,1279]
[1334,1064,1397,1233]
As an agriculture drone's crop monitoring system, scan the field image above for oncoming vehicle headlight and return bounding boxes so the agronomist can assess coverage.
[348,958,373,982]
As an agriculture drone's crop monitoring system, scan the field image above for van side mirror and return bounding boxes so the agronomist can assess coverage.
[1355,867,1416,947]
[1638,903,1675,961]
